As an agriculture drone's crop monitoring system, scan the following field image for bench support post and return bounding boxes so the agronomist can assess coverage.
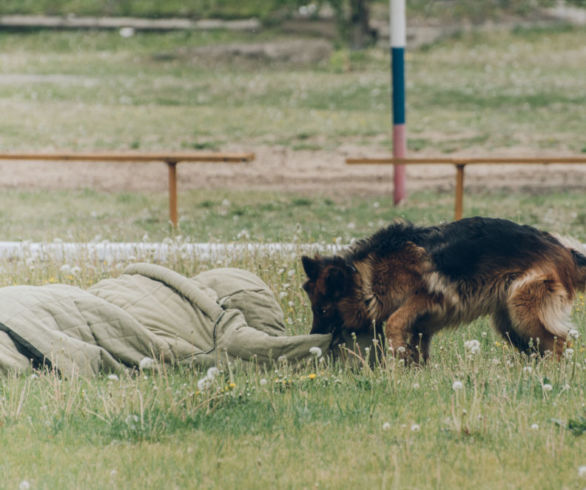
[454,164,466,220]
[167,161,178,227]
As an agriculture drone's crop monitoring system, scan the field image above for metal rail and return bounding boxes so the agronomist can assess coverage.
[346,156,586,220]
[0,152,255,226]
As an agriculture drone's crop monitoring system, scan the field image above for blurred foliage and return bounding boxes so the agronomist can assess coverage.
[2,0,581,22]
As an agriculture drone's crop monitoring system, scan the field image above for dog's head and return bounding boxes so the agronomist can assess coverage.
[301,255,368,335]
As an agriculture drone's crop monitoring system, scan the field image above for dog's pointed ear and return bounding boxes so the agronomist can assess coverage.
[302,255,322,280]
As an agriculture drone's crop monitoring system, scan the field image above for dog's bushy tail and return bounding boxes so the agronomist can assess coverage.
[556,234,586,291]
[572,248,586,291]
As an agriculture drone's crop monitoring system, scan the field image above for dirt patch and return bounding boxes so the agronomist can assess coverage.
[1,145,584,197]
[181,39,333,65]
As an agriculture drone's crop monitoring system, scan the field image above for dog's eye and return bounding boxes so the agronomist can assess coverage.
[320,307,328,316]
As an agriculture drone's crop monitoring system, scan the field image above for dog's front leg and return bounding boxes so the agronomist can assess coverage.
[384,295,431,364]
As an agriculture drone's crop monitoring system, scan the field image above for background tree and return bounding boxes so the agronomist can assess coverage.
[330,0,377,48]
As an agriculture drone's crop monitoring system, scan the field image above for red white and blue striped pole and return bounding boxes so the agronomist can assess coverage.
[390,0,407,204]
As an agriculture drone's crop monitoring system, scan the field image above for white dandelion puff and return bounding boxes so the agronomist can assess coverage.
[19,481,30,490]
[452,381,464,391]
[578,465,586,478]
[60,264,72,274]
[410,424,420,432]
[564,348,574,360]
[259,378,268,386]
[530,423,539,430]
[236,229,250,240]
[464,339,480,355]
[542,383,553,392]
[309,346,322,358]
[197,377,212,392]
[139,357,155,370]
[568,329,580,340]
[382,422,391,431]
[107,374,119,381]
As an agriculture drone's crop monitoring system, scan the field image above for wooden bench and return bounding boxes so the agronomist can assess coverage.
[346,156,586,220]
[0,152,254,226]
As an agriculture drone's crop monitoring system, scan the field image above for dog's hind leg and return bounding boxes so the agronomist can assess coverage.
[492,307,534,353]
[502,273,573,358]
[409,329,432,364]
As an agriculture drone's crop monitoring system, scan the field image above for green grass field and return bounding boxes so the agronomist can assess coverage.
[0,23,585,489]
[0,187,585,489]
[0,249,584,489]
[0,26,584,153]
[0,188,585,243]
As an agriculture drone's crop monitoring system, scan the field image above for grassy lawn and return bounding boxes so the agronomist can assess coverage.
[0,188,584,243]
[0,246,584,489]
[0,188,585,489]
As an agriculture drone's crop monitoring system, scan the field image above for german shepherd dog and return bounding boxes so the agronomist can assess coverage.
[302,217,586,363]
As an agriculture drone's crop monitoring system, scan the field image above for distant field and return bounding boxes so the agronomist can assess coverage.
[0,0,277,19]
[0,27,584,154]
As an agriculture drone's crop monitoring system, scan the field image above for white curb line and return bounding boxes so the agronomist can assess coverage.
[0,241,343,263]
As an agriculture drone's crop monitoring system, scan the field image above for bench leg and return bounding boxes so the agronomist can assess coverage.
[454,164,465,220]
[167,161,178,227]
